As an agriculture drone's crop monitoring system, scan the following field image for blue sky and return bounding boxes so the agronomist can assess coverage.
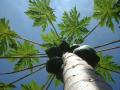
[0,0,120,90]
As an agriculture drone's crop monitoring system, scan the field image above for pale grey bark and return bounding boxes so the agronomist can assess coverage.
[62,52,112,90]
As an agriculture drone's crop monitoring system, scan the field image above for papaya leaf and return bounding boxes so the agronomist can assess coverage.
[0,18,20,56]
[25,0,56,31]
[21,80,43,90]
[41,30,61,49]
[93,0,120,31]
[96,52,120,83]
[0,83,15,90]
[58,7,90,45]
[7,41,39,71]
[53,78,62,88]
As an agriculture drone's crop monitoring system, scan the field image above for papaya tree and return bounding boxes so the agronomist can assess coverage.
[0,0,120,90]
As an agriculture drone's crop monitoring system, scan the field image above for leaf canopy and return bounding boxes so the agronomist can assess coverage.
[7,41,39,71]
[0,83,15,90]
[96,52,120,82]
[26,0,56,31]
[0,0,120,89]
[41,30,61,49]
[53,78,62,88]
[59,7,90,45]
[93,0,120,31]
[21,80,42,90]
[0,18,19,55]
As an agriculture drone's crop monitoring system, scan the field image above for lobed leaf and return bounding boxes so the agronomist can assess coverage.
[96,52,120,82]
[25,0,56,31]
[59,7,90,45]
[21,80,43,90]
[0,18,20,56]
[0,83,15,90]
[93,0,120,31]
[7,41,39,71]
[53,78,62,88]
[41,30,61,49]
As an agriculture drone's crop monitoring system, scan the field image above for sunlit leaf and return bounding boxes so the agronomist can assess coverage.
[0,83,15,90]
[0,18,20,55]
[96,52,120,82]
[93,0,120,31]
[59,7,90,45]
[53,78,62,88]
[41,30,61,49]
[21,80,42,90]
[25,0,56,31]
[7,41,39,71]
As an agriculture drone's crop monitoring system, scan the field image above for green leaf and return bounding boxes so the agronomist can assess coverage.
[21,80,43,90]
[0,83,15,90]
[93,0,120,31]
[53,78,62,88]
[7,41,39,71]
[59,7,90,45]
[96,52,120,82]
[41,30,61,49]
[25,0,56,31]
[0,18,20,55]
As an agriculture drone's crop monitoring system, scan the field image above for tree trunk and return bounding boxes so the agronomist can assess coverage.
[62,52,113,90]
